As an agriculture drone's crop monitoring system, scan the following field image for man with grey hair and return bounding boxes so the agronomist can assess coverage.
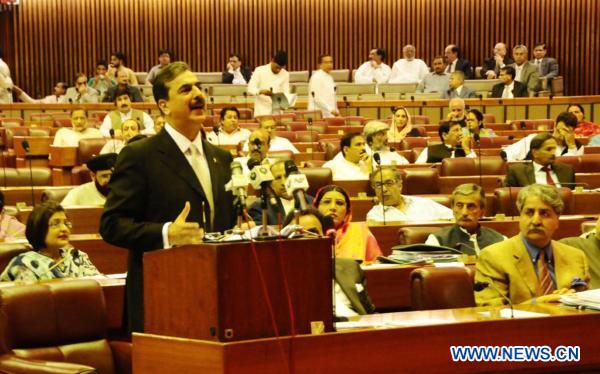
[510,45,540,95]
[366,167,453,222]
[425,184,505,255]
[442,71,477,99]
[481,42,514,79]
[363,121,409,166]
[389,45,429,84]
[475,184,589,306]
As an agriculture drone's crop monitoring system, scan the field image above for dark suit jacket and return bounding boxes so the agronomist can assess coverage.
[491,81,529,98]
[100,129,236,333]
[103,84,144,103]
[222,66,253,84]
[481,56,514,77]
[248,195,314,225]
[504,162,575,189]
[530,57,559,79]
[449,58,473,79]
[335,258,375,316]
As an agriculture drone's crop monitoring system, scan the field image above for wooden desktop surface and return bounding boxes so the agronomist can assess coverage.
[132,304,600,373]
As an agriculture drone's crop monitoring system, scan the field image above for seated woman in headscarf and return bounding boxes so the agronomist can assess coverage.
[313,185,382,263]
[387,106,422,143]
[0,202,101,281]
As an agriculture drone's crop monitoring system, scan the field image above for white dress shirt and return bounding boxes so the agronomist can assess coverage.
[61,182,107,207]
[446,59,458,73]
[52,127,103,147]
[514,64,524,82]
[366,197,454,222]
[366,145,409,165]
[532,161,561,187]
[354,61,391,84]
[308,69,338,118]
[322,152,370,181]
[242,136,299,154]
[415,145,477,164]
[229,68,247,85]
[502,82,515,98]
[0,58,13,103]
[161,124,213,248]
[389,59,429,83]
[247,64,290,117]
[100,110,155,137]
[207,127,251,146]
[502,133,583,161]
[100,139,126,154]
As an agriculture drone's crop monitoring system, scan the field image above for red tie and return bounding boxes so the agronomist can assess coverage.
[541,166,555,185]
[537,250,555,296]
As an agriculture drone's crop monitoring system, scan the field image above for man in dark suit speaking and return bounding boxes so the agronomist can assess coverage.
[100,61,236,333]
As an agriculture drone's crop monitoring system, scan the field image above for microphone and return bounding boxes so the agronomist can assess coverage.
[243,91,248,109]
[373,154,386,225]
[109,128,117,153]
[22,140,35,207]
[410,95,415,101]
[381,91,386,101]
[283,160,309,211]
[247,158,275,236]
[474,280,514,318]
[477,94,483,100]
[474,133,483,188]
[227,161,249,207]
[343,95,349,117]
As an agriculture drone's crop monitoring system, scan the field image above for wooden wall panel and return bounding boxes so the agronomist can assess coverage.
[3,0,599,98]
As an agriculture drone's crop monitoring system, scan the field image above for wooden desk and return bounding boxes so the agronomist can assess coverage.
[132,305,600,373]
[70,234,128,274]
[1,186,72,206]
[363,265,417,312]
[17,205,103,234]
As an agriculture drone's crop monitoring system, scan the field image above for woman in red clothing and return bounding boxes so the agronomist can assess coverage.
[568,104,600,137]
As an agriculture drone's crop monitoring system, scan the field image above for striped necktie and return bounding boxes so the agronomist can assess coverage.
[537,249,555,296]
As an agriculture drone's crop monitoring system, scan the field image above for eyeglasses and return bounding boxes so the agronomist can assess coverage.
[48,220,73,229]
[372,180,397,189]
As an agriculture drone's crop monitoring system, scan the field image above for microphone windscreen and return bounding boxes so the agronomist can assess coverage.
[247,157,261,170]
[373,152,381,165]
[22,140,30,151]
[284,159,298,176]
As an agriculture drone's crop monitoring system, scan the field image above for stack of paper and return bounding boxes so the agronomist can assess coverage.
[560,288,600,310]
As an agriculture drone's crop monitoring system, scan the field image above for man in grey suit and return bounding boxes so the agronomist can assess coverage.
[505,132,575,189]
[510,45,540,96]
[442,71,476,99]
[531,43,559,79]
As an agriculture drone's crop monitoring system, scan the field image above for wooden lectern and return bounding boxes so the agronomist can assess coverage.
[143,238,334,341]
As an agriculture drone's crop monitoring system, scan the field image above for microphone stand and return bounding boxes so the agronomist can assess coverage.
[475,132,482,188]
[22,140,35,207]
[474,280,514,319]
[307,117,315,161]
[374,155,385,225]
[109,129,117,153]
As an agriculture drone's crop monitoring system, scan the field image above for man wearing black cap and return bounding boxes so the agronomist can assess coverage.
[247,50,290,116]
[61,153,117,206]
